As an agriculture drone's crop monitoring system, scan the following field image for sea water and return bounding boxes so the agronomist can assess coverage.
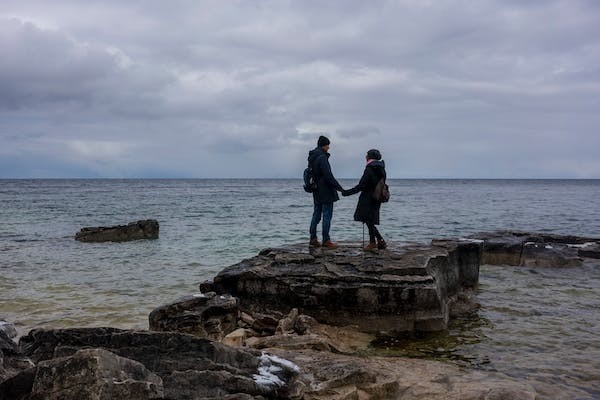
[1,179,599,398]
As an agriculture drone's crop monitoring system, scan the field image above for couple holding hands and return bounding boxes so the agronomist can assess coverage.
[307,135,387,251]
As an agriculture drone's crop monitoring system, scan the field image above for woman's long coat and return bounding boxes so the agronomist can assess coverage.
[345,160,386,225]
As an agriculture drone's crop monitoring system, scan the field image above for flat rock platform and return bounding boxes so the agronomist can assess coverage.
[202,231,600,334]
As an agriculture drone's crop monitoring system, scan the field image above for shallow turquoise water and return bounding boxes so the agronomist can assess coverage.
[1,179,599,398]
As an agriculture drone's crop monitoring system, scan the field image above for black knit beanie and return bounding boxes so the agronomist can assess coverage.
[318,135,330,147]
[366,149,382,160]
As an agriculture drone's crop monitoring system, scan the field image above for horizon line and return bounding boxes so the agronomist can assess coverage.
[1,177,599,180]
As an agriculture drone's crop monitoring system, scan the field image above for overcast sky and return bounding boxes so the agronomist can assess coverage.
[1,1,599,178]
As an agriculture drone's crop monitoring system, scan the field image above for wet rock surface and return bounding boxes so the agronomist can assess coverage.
[75,219,159,243]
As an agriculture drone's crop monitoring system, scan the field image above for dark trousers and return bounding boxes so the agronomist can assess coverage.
[367,223,383,243]
[310,202,333,242]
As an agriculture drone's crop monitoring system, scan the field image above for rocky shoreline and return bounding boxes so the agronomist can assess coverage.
[2,231,599,399]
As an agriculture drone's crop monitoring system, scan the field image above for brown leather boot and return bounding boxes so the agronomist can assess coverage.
[322,240,339,249]
[377,239,387,250]
[364,242,378,251]
[309,238,321,247]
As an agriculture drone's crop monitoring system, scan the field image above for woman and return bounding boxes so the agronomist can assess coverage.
[342,149,387,251]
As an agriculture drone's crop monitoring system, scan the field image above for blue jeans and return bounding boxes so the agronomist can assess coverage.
[310,202,333,242]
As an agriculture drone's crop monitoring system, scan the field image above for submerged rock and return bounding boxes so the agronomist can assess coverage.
[75,219,159,243]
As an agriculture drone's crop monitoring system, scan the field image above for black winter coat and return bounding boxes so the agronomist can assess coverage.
[345,160,386,225]
[308,147,343,204]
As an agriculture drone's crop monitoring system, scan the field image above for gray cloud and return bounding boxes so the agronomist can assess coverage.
[0,0,599,178]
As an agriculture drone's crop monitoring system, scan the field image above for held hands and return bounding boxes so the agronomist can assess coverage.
[341,189,350,197]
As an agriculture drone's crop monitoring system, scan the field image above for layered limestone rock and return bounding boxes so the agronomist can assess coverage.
[6,327,302,400]
[469,231,600,267]
[75,219,159,243]
[27,348,163,400]
[148,292,238,341]
[193,231,599,340]
[201,240,481,334]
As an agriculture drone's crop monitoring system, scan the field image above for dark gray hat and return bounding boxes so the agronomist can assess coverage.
[318,135,330,147]
[366,149,382,160]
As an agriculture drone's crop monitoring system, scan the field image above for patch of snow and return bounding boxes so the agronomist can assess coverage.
[0,320,18,338]
[459,238,484,244]
[567,242,596,249]
[545,245,554,249]
[253,353,300,389]
[192,293,205,298]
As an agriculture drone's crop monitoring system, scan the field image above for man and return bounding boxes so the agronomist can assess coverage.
[308,135,345,249]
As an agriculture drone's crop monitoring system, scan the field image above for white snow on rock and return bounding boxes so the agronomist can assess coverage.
[0,320,18,338]
[567,242,596,249]
[459,238,484,244]
[253,352,300,389]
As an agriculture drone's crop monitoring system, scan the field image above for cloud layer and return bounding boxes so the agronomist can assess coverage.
[1,0,599,178]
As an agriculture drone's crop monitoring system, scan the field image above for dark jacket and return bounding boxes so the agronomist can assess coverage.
[308,147,343,204]
[345,160,386,225]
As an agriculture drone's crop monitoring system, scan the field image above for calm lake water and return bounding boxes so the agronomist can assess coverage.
[1,179,599,399]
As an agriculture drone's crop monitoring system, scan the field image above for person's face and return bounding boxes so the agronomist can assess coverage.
[323,144,330,152]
